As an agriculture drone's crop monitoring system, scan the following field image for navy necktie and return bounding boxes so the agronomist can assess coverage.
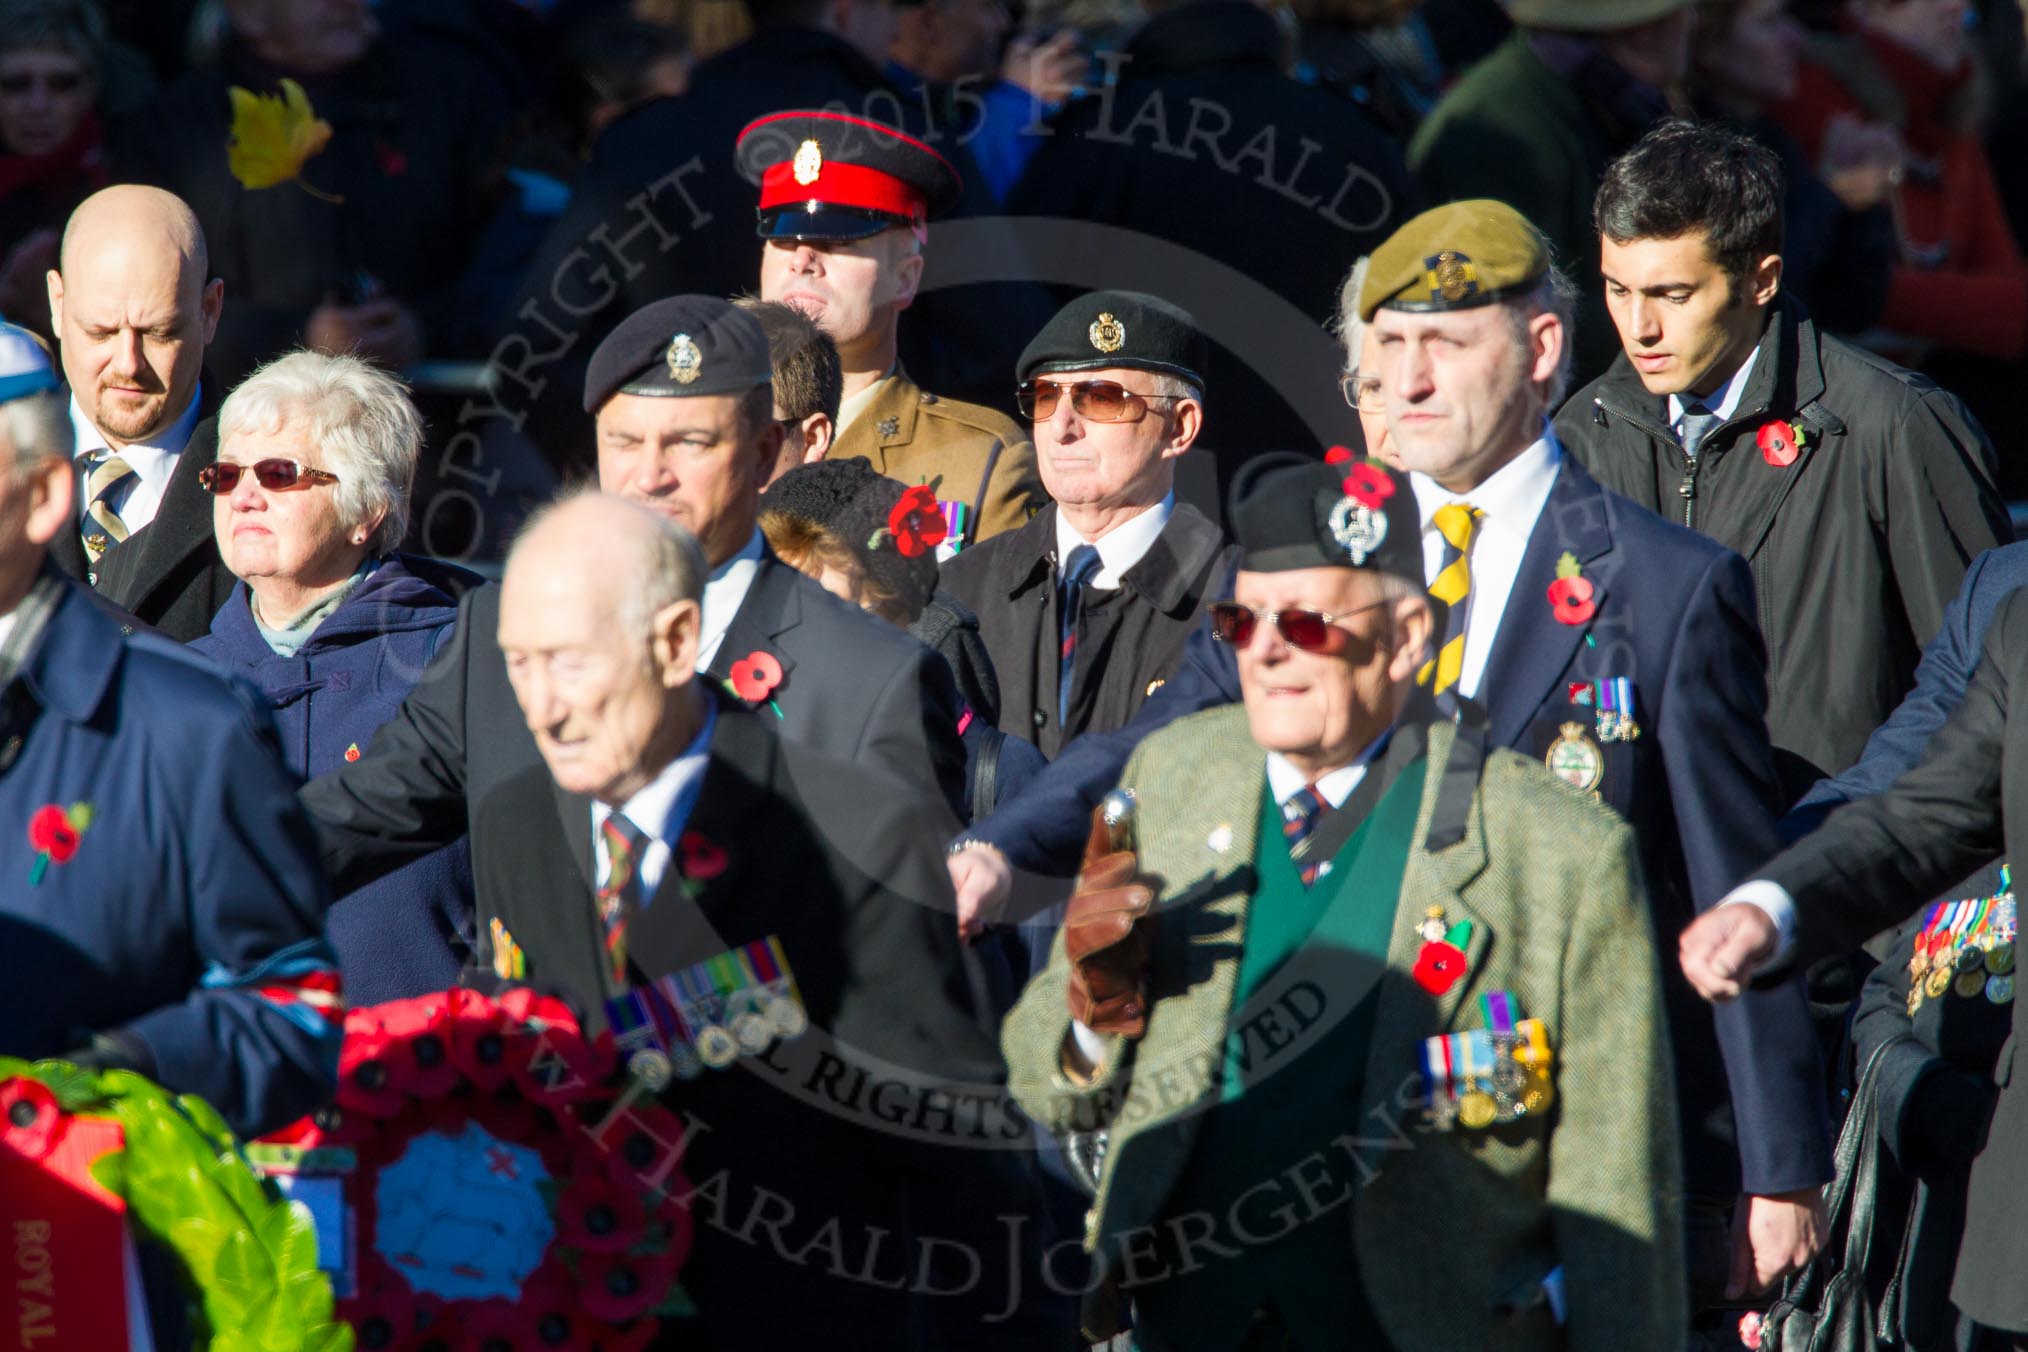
[1057,544,1101,728]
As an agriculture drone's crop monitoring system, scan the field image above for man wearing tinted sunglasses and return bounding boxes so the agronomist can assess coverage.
[1004,452,1686,1351]
[942,290,1234,762]
[966,200,1835,1318]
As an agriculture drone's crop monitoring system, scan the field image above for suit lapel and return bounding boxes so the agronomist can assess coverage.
[551,778,596,896]
[704,555,803,706]
[1479,457,1614,750]
[1356,721,1495,1176]
[96,418,220,614]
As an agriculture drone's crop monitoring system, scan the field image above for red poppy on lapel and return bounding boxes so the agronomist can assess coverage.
[1323,444,1355,466]
[26,801,90,885]
[1341,461,1396,510]
[678,832,728,880]
[1411,939,1469,996]
[888,484,948,558]
[1756,419,1803,467]
[1546,552,1596,626]
[728,650,783,702]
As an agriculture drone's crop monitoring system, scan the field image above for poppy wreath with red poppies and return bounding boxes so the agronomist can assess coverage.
[258,989,695,1351]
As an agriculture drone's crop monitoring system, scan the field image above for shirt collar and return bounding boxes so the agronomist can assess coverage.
[1264,725,1393,809]
[592,695,717,848]
[699,527,765,659]
[835,366,899,439]
[1668,340,1763,427]
[1408,425,1562,538]
[1053,492,1175,589]
[68,384,204,482]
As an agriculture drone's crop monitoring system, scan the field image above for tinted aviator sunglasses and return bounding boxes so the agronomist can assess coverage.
[1016,378,1182,422]
[197,459,340,494]
[1208,599,1392,651]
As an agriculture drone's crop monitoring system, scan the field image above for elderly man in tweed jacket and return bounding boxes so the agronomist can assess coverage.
[1004,453,1685,1352]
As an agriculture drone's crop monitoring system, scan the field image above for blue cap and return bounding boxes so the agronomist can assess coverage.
[0,323,58,405]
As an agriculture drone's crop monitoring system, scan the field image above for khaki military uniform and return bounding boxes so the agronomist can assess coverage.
[830,371,1045,545]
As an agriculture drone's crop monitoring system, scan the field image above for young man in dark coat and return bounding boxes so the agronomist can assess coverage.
[303,296,970,896]
[481,491,1057,1348]
[1557,121,2009,796]
[44,184,235,641]
[941,290,1233,761]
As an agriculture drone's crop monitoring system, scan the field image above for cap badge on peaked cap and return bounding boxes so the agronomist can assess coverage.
[793,139,822,187]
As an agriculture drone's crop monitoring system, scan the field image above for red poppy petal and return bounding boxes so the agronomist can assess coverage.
[1324,445,1354,465]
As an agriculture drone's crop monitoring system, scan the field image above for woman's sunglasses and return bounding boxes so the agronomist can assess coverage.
[1016,378,1182,423]
[1208,599,1391,652]
[197,459,340,494]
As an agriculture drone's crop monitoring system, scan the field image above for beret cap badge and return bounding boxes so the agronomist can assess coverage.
[792,138,823,187]
[1426,251,1479,303]
[1328,494,1390,567]
[665,333,703,385]
[1088,312,1125,354]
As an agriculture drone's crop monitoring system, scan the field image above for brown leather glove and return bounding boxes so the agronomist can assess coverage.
[1064,805,1155,1038]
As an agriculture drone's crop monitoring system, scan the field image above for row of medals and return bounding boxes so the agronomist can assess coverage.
[1426,1035,1555,1132]
[1907,922,2015,1017]
[629,990,808,1090]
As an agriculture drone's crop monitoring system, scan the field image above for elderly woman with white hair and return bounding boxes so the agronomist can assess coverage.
[192,349,483,1006]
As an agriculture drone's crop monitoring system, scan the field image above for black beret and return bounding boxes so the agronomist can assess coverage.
[736,109,962,242]
[761,457,937,620]
[1228,451,1426,584]
[582,296,773,413]
[1017,290,1206,387]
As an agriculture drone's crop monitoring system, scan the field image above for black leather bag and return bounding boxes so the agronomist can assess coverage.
[1759,1035,1912,1352]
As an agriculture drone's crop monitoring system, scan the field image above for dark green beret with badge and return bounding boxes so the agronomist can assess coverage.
[1017,289,1206,387]
[1356,199,1550,322]
[582,295,773,413]
[1227,450,1427,588]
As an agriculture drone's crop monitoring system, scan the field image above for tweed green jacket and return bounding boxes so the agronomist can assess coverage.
[1004,708,1687,1350]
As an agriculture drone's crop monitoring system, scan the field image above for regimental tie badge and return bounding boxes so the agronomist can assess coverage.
[1327,493,1389,566]
[666,332,702,384]
[1423,250,1479,303]
[793,138,823,186]
[1088,311,1125,354]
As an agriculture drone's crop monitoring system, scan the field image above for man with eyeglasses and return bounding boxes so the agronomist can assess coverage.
[741,108,1044,549]
[962,201,1837,1322]
[1003,451,1686,1351]
[942,290,1234,761]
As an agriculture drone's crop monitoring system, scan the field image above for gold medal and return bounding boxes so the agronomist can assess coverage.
[1925,967,1953,999]
[1954,969,1987,999]
[694,1024,738,1068]
[1458,1091,1498,1129]
[1985,941,2014,975]
[1987,974,2015,1005]
[1545,723,1604,794]
[1519,1071,1555,1114]
[627,1048,674,1092]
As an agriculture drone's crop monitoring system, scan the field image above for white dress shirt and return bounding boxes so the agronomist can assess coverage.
[591,697,717,903]
[697,528,765,668]
[1408,429,1562,701]
[1667,341,1762,434]
[1053,492,1175,591]
[69,387,205,535]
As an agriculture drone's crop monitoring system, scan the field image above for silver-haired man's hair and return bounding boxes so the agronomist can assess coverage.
[217,350,423,554]
[514,488,708,642]
[1331,255,1579,409]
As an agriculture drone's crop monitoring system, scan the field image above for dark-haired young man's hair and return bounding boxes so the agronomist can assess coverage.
[1593,120,1786,300]
[736,297,843,424]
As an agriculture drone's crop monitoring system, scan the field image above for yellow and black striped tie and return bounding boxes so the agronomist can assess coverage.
[1420,502,1482,703]
[82,453,135,560]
